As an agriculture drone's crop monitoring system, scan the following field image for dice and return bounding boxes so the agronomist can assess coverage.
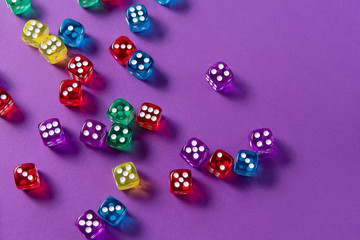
[205,61,233,91]
[136,102,162,130]
[155,0,171,5]
[39,35,67,64]
[77,0,98,8]
[170,169,192,195]
[38,118,65,147]
[0,88,14,117]
[59,80,83,106]
[75,210,105,239]
[58,19,85,47]
[234,150,259,177]
[249,128,275,154]
[109,36,137,66]
[98,196,126,226]
[21,20,49,48]
[127,51,154,80]
[66,55,94,83]
[4,0,31,15]
[107,124,133,151]
[125,4,150,32]
[180,137,209,167]
[112,162,140,190]
[13,163,40,190]
[205,150,234,178]
[80,119,107,148]
[106,98,134,125]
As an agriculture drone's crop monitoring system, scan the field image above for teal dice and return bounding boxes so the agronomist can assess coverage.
[77,0,98,8]
[4,0,31,15]
[106,98,134,125]
[106,124,133,151]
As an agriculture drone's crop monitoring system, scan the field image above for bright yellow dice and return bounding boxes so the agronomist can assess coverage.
[21,19,49,48]
[112,162,140,190]
[39,35,67,64]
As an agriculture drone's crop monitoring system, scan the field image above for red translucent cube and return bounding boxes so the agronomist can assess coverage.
[0,88,14,116]
[135,102,162,130]
[59,80,83,106]
[109,36,137,66]
[170,169,192,195]
[14,163,40,190]
[66,54,94,84]
[205,149,234,178]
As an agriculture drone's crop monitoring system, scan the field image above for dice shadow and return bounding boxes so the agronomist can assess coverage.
[135,17,167,41]
[25,171,54,201]
[3,105,26,124]
[175,178,211,207]
[50,127,80,156]
[85,71,107,91]
[78,34,99,54]
[123,171,156,202]
[111,212,142,236]
[84,0,123,14]
[94,231,117,240]
[157,116,178,140]
[0,72,11,90]
[166,0,191,13]
[144,67,169,89]
[18,2,43,20]
[220,74,250,101]
[64,91,98,115]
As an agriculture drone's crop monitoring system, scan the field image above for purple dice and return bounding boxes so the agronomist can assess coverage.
[180,137,209,167]
[249,128,275,155]
[80,119,107,148]
[75,210,105,239]
[205,61,233,91]
[38,118,65,147]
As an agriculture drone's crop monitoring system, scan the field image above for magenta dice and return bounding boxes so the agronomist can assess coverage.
[180,137,209,167]
[205,61,233,91]
[75,210,105,239]
[80,119,107,148]
[249,128,275,154]
[38,118,65,147]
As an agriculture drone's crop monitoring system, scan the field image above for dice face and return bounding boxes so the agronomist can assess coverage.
[112,162,140,190]
[205,61,233,91]
[59,80,83,106]
[180,138,209,167]
[234,150,259,177]
[98,196,126,226]
[136,103,162,130]
[155,0,171,5]
[58,19,85,47]
[106,124,133,151]
[249,128,275,154]
[14,163,40,190]
[205,150,234,178]
[75,210,105,240]
[77,0,98,8]
[5,0,31,15]
[80,119,107,148]
[126,51,154,80]
[125,4,150,32]
[170,169,192,195]
[109,36,137,66]
[21,20,49,48]
[106,98,134,125]
[66,55,94,83]
[0,88,14,117]
[39,35,67,64]
[38,118,65,147]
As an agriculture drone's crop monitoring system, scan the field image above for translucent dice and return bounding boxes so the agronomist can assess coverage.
[180,137,209,167]
[125,4,150,32]
[58,19,85,47]
[249,128,275,154]
[112,162,140,190]
[77,0,98,8]
[13,163,40,190]
[98,196,126,226]
[127,50,154,80]
[109,36,137,66]
[170,169,192,195]
[21,19,49,48]
[59,80,83,106]
[106,98,134,125]
[0,88,14,116]
[106,124,133,151]
[136,102,162,130]
[205,61,233,91]
[155,0,171,5]
[38,118,65,147]
[205,150,234,178]
[5,0,31,15]
[75,210,105,239]
[66,55,94,83]
[234,150,259,177]
[80,119,107,148]
[39,35,67,64]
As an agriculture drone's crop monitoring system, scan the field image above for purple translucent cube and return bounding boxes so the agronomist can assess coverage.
[180,137,209,167]
[80,119,107,148]
[249,128,275,155]
[38,118,65,147]
[205,61,233,91]
[75,210,105,239]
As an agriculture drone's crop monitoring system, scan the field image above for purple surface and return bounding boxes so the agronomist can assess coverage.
[0,0,359,239]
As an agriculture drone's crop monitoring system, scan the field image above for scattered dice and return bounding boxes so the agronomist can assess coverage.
[38,118,65,147]
[80,119,107,148]
[39,35,67,64]
[205,150,234,178]
[112,162,140,190]
[180,137,209,167]
[59,80,83,106]
[77,0,98,8]
[109,36,137,66]
[234,150,259,177]
[75,210,105,239]
[58,18,85,47]
[155,0,171,5]
[0,88,14,117]
[205,61,233,91]
[106,98,134,125]
[4,0,31,15]
[125,4,150,32]
[249,128,275,154]
[21,19,49,48]
[13,163,40,190]
[98,196,127,226]
[66,55,94,83]
[127,50,154,80]
[136,102,162,130]
[106,124,133,151]
[170,169,192,195]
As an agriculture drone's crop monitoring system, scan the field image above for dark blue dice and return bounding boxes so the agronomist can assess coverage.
[58,18,85,47]
[98,196,126,226]
[127,50,154,80]
[234,150,259,177]
[125,4,150,32]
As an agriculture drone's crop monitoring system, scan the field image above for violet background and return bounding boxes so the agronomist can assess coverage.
[1,0,359,239]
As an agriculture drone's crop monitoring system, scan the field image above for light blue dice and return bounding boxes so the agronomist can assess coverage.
[98,196,127,226]
[155,0,171,5]
[234,150,259,177]
[58,19,84,47]
[125,4,150,32]
[126,50,154,80]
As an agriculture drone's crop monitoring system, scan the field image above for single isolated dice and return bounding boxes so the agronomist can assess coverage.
[205,61,233,91]
[127,50,154,80]
[58,19,85,47]
[38,118,65,147]
[234,150,259,177]
[180,137,209,167]
[170,169,192,195]
[155,0,171,5]
[112,162,140,190]
[4,0,31,15]
[98,196,126,226]
[21,19,49,48]
[80,119,107,148]
[109,36,137,66]
[0,88,14,117]
[75,210,105,240]
[39,35,67,64]
[106,98,134,125]
[205,150,234,178]
[136,102,162,130]
[249,128,275,154]
[66,55,94,83]
[107,123,133,151]
[125,4,150,32]
[77,0,98,8]
[13,163,40,190]
[59,80,83,106]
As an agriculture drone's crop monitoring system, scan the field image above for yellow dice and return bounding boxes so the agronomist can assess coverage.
[112,162,140,190]
[39,35,67,64]
[21,19,49,48]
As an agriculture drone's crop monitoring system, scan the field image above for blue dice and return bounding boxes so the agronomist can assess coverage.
[155,0,171,5]
[58,19,84,47]
[234,150,259,177]
[98,196,126,226]
[125,4,150,32]
[127,50,154,80]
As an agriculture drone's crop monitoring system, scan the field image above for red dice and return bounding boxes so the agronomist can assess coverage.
[136,102,162,130]
[205,149,234,178]
[14,163,40,190]
[170,169,192,195]
[66,55,94,84]
[0,88,14,116]
[59,80,83,106]
[109,36,137,66]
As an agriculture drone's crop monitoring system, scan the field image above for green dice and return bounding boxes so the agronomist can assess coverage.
[107,124,133,151]
[106,98,135,125]
[4,0,31,15]
[77,0,98,8]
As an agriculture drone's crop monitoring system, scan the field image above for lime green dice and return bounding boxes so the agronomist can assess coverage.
[5,0,31,15]
[77,0,98,8]
[106,98,135,125]
[107,124,133,151]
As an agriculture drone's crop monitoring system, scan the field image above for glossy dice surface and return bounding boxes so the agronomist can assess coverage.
[21,20,49,48]
[249,128,275,154]
[38,118,65,147]
[109,36,137,66]
[112,162,139,190]
[136,102,162,130]
[75,210,105,239]
[5,0,31,15]
[234,150,259,177]
[180,137,209,167]
[205,61,233,91]
[170,169,192,195]
[66,55,94,83]
[39,35,67,64]
[155,0,171,5]
[80,119,107,148]
[205,150,234,178]
[125,4,150,32]
[59,80,83,106]
[58,19,85,47]
[14,163,40,190]
[106,98,134,125]
[0,88,14,116]
[98,196,126,226]
[77,0,98,8]
[107,124,133,151]
[127,51,154,80]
